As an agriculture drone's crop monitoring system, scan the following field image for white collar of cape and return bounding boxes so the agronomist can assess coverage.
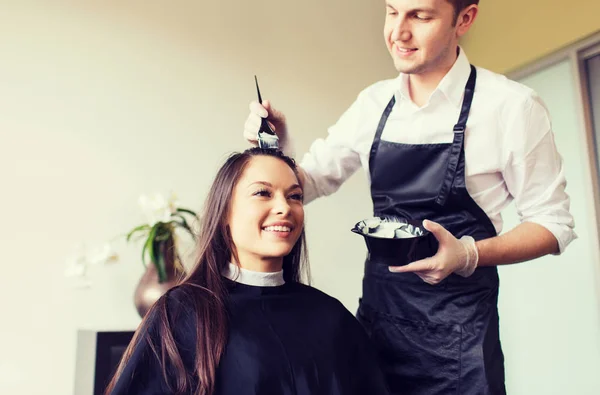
[222,262,285,287]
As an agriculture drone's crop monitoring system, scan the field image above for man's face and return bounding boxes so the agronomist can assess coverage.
[384,0,459,75]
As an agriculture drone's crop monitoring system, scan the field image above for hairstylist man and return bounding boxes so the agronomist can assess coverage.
[242,1,576,394]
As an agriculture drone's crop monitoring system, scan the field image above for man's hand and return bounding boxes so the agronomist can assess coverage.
[388,220,479,285]
[243,100,290,151]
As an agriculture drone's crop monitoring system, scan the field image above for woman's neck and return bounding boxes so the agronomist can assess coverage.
[232,254,283,273]
[223,262,285,287]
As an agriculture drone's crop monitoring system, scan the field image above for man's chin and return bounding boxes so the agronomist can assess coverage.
[394,62,424,75]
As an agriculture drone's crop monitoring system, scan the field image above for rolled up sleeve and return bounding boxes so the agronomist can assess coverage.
[503,94,577,253]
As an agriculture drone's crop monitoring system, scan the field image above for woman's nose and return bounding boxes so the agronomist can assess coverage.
[272,195,291,216]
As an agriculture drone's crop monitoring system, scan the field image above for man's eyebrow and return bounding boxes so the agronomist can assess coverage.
[409,7,437,13]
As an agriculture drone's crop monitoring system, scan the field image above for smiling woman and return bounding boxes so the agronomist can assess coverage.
[104,147,390,395]
[227,153,305,273]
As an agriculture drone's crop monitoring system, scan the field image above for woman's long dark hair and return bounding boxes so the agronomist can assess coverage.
[105,148,309,395]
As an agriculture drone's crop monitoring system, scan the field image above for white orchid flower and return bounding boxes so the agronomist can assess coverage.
[168,192,180,214]
[138,193,175,226]
[87,243,119,265]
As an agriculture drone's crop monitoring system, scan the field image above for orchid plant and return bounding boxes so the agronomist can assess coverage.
[126,193,198,283]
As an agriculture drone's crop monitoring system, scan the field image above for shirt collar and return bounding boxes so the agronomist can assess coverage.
[222,262,285,287]
[437,47,471,109]
[396,73,411,103]
[395,47,471,109]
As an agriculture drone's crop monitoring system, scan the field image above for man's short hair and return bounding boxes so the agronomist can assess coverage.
[447,0,479,23]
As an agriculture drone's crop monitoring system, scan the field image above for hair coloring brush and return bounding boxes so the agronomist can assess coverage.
[254,76,279,149]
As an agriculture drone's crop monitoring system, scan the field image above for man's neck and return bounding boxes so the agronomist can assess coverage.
[407,50,459,107]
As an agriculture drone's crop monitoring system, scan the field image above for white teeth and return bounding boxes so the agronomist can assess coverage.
[263,226,291,232]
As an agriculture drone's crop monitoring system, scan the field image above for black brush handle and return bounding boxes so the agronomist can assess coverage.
[255,75,263,103]
[254,76,276,135]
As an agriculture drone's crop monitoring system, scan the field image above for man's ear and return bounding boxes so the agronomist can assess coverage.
[456,5,478,38]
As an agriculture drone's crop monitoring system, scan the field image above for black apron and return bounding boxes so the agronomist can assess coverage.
[357,66,506,395]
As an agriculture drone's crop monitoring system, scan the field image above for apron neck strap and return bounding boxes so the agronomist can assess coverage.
[368,95,396,176]
[453,65,477,134]
[435,65,477,206]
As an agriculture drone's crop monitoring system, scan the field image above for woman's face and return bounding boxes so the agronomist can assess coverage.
[227,156,304,268]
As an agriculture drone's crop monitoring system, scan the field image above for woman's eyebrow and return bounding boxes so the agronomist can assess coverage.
[286,184,302,193]
[248,181,272,188]
[248,181,302,192]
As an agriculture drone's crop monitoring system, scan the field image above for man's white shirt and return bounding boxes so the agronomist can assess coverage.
[300,48,576,253]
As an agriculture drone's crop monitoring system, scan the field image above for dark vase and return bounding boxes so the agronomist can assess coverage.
[133,237,185,318]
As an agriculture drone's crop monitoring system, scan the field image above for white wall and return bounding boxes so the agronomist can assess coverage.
[0,1,393,394]
[498,60,600,394]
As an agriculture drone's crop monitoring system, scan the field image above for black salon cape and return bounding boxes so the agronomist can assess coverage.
[109,279,390,395]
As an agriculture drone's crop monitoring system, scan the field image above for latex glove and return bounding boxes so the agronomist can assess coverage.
[388,220,479,285]
[243,100,293,155]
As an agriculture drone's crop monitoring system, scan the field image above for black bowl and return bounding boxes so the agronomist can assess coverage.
[351,216,438,265]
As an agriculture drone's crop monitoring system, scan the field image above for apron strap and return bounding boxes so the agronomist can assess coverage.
[435,65,477,207]
[368,95,396,177]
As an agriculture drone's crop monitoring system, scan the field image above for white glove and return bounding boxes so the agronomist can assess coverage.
[454,235,479,277]
[389,220,480,285]
[243,100,293,156]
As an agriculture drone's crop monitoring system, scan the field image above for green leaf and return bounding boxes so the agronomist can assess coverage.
[176,208,198,218]
[172,214,195,238]
[126,224,150,242]
[141,223,160,266]
[174,222,195,238]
